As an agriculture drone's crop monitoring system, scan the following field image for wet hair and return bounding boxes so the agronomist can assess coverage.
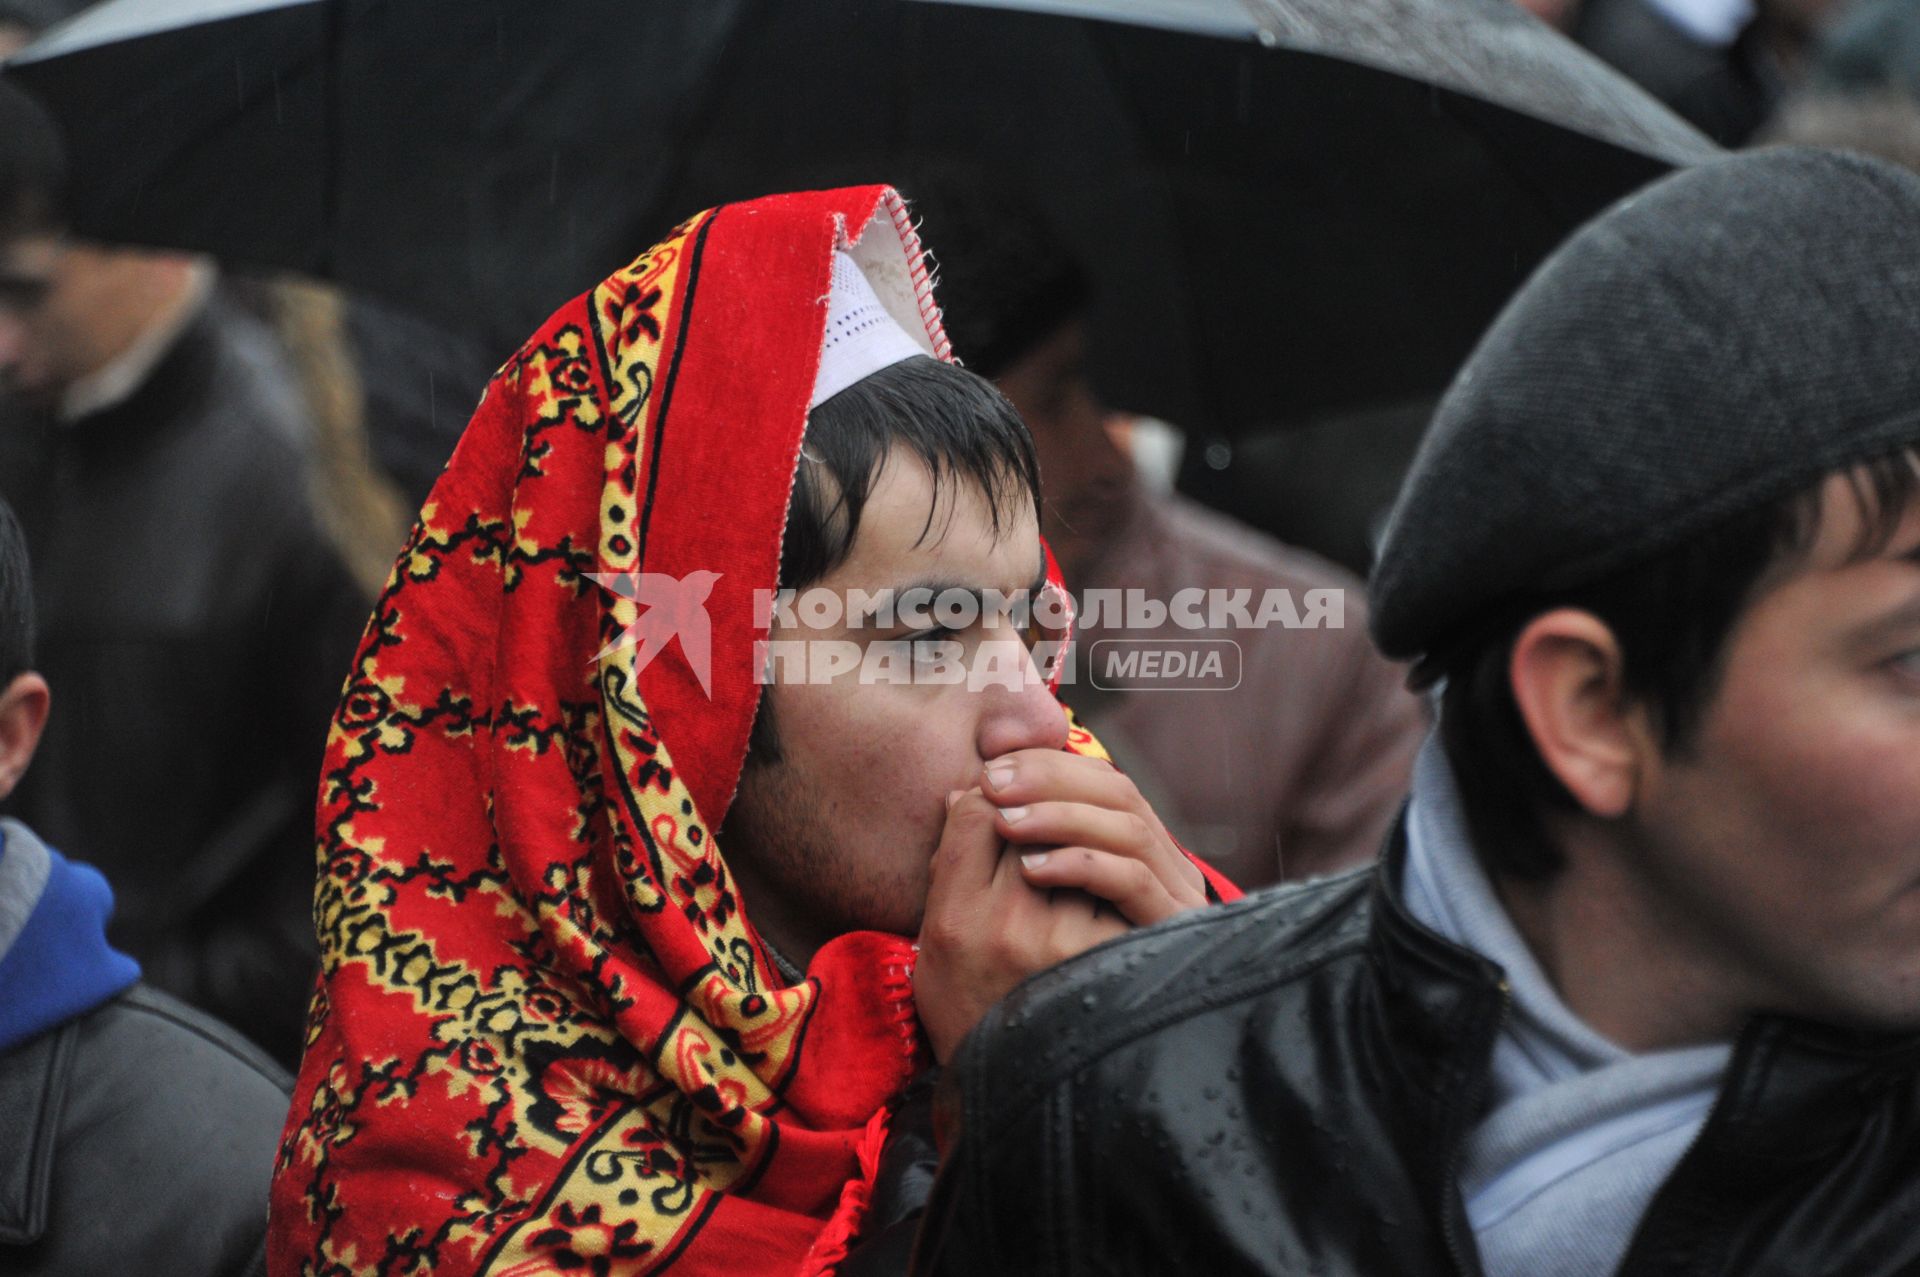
[0,80,66,242]
[745,354,1039,765]
[0,496,35,685]
[780,355,1038,589]
[1441,445,1920,881]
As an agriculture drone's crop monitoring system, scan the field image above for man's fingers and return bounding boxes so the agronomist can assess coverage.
[981,749,1203,898]
[993,800,1148,856]
[926,787,1004,898]
[1017,846,1198,928]
[993,800,1205,903]
[981,747,1129,810]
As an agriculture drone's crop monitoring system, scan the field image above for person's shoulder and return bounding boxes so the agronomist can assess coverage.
[952,867,1374,1135]
[196,293,317,452]
[1150,492,1366,596]
[62,984,293,1174]
[6,985,290,1277]
[84,984,294,1100]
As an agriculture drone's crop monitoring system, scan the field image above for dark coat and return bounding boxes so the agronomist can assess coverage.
[0,984,291,1277]
[0,297,368,1067]
[913,827,1920,1276]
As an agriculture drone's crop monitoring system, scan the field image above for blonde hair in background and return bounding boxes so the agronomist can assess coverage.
[269,277,414,596]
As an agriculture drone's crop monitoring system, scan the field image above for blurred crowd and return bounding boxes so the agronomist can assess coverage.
[5,0,1917,1066]
[2,0,1920,1273]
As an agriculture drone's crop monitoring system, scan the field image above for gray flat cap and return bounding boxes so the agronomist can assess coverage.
[1371,147,1920,668]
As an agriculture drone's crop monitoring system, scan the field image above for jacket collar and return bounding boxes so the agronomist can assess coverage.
[59,300,221,448]
[57,264,214,424]
[0,1021,76,1247]
[1359,809,1920,1192]
[1362,816,1509,1192]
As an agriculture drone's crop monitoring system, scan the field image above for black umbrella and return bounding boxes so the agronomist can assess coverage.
[5,0,1716,434]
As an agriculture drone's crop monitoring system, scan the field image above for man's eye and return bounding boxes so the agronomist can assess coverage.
[911,628,959,657]
[1891,649,1920,684]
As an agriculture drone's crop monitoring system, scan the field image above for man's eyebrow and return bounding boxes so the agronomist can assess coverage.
[856,552,1050,627]
[853,580,975,627]
[1848,575,1920,651]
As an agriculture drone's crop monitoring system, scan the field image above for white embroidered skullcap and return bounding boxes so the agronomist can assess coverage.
[810,250,926,409]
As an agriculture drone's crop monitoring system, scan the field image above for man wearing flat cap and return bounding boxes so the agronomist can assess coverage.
[910,147,1920,1277]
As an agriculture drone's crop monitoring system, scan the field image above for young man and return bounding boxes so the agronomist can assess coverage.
[0,82,365,1066]
[913,147,1920,1276]
[0,497,292,1277]
[270,186,1224,1277]
[914,182,1425,886]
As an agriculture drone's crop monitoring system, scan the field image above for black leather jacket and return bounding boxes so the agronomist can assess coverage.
[0,984,292,1276]
[914,829,1920,1276]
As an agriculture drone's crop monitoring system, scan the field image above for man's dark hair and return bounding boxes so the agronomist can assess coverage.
[0,80,66,242]
[1442,446,1920,880]
[745,354,1039,765]
[0,496,35,684]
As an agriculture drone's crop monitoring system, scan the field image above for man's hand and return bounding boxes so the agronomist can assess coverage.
[914,788,1126,1063]
[913,756,1211,1064]
[979,748,1209,926]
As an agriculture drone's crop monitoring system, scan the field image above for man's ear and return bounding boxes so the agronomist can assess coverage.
[1508,610,1651,820]
[0,671,49,803]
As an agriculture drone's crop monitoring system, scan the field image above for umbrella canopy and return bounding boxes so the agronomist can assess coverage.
[5,0,1717,434]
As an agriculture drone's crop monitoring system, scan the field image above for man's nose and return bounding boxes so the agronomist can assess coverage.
[975,634,1071,761]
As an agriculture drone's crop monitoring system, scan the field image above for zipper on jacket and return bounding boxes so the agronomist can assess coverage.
[1613,1020,1763,1277]
[1438,978,1510,1277]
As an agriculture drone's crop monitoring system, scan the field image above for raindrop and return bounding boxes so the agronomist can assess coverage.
[1255,27,1279,48]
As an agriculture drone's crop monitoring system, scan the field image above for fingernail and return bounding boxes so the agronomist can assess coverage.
[986,765,1015,791]
[1020,852,1050,869]
[945,789,964,810]
[1000,805,1028,824]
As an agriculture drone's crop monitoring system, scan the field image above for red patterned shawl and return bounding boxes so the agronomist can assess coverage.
[268,185,1232,1277]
